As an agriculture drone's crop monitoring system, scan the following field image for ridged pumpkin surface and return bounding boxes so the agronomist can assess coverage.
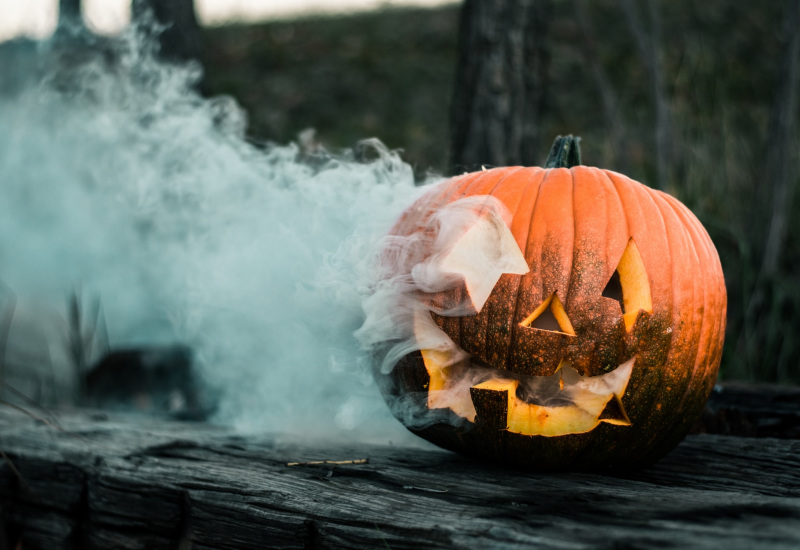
[383,165,727,470]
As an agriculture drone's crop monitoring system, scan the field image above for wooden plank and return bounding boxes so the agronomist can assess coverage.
[1,405,799,550]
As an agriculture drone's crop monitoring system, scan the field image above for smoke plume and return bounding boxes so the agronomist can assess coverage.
[0,24,435,443]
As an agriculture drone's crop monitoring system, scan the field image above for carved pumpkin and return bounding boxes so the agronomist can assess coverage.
[375,136,727,470]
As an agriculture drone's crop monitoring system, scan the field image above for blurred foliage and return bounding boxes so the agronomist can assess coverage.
[201,6,459,174]
[202,1,799,384]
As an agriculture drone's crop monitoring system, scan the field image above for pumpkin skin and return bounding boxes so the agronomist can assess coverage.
[376,148,727,470]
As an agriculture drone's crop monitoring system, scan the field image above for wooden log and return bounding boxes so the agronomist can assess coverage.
[694,383,800,438]
[1,402,799,550]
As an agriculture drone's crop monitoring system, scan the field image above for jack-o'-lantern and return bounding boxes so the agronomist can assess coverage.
[373,136,727,470]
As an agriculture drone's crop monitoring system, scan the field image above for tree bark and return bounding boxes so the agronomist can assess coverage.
[449,0,551,173]
[131,0,202,63]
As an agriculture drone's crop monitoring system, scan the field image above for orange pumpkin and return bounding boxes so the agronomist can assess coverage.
[376,136,727,470]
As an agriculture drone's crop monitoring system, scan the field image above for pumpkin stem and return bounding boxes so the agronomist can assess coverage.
[545,135,582,168]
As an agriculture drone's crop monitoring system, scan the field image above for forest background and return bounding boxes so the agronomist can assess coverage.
[4,0,799,385]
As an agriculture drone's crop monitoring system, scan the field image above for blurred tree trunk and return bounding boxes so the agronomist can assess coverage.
[619,0,672,190]
[575,0,628,174]
[132,0,202,63]
[760,0,800,277]
[449,0,551,173]
[58,0,83,28]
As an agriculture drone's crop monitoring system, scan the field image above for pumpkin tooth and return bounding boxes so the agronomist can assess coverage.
[599,395,632,426]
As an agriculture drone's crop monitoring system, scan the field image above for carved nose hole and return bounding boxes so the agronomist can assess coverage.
[532,306,561,332]
[520,293,575,336]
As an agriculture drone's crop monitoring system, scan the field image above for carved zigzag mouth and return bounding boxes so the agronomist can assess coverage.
[415,310,634,437]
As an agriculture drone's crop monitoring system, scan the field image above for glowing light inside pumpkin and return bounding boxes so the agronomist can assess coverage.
[471,357,633,436]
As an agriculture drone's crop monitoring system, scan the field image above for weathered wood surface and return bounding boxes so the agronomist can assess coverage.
[1,387,800,550]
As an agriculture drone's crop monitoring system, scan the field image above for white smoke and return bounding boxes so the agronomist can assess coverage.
[357,196,513,372]
[0,24,433,442]
[356,194,527,427]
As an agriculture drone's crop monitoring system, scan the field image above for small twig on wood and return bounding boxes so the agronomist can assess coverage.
[1,380,60,426]
[286,458,369,467]
[402,485,448,493]
[0,400,86,442]
[0,448,33,496]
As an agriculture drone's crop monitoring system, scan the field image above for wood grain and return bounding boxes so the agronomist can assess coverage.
[1,392,799,549]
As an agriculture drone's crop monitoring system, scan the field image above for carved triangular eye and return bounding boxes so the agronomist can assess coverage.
[603,238,653,332]
[520,293,575,336]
